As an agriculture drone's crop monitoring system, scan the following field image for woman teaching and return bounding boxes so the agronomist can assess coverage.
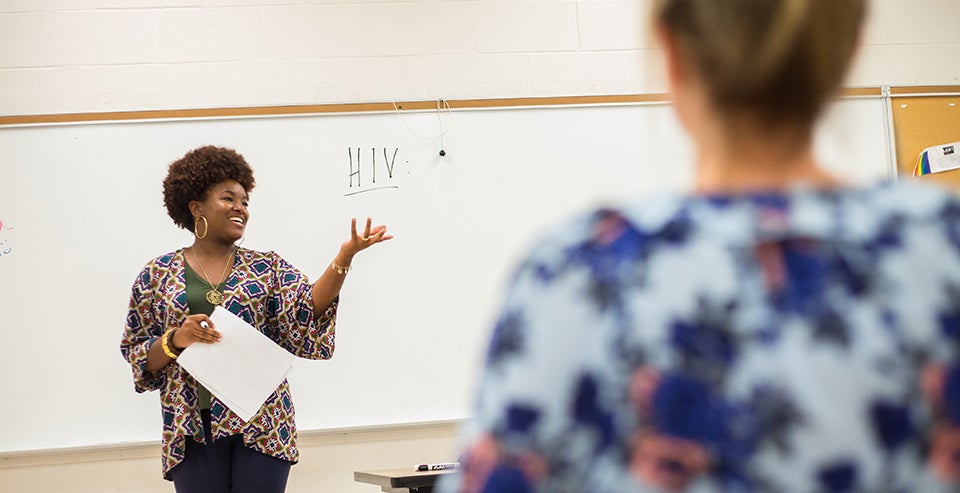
[120,145,391,492]
[441,1,960,492]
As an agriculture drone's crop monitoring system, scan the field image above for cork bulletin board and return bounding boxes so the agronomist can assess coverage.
[891,86,960,188]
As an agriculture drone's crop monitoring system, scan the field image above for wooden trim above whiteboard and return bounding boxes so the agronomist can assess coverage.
[0,88,883,126]
[0,94,670,126]
[840,87,884,97]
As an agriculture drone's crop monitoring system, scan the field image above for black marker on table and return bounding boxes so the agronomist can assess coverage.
[415,462,459,472]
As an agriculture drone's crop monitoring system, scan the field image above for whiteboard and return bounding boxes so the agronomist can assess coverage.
[0,98,889,453]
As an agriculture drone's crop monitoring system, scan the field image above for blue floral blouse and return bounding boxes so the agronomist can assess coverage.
[439,181,960,493]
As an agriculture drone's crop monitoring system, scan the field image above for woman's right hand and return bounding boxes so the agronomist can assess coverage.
[172,314,222,349]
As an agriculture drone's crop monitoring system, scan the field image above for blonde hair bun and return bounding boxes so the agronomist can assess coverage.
[654,0,866,125]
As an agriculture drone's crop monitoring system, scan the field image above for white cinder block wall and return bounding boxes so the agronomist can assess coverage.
[1,1,959,492]
[1,0,959,117]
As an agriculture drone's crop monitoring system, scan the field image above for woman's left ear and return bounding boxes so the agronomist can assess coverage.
[188,200,202,218]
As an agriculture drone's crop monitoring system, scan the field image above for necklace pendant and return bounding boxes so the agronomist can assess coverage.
[205,289,223,305]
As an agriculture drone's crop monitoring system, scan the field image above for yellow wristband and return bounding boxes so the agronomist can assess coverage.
[160,329,180,359]
[331,261,351,275]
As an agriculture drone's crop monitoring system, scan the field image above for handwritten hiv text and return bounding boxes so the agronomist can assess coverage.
[346,147,402,196]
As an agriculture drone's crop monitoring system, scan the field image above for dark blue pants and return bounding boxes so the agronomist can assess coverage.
[170,411,292,493]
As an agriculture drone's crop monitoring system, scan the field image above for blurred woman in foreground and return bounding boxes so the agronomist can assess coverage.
[441,1,960,491]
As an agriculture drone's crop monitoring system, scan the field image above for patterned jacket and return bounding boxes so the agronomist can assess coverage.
[439,182,960,493]
[120,247,337,479]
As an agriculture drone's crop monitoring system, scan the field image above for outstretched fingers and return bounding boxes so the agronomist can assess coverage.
[350,217,393,248]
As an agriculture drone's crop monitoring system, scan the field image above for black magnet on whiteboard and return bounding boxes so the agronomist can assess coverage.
[439,149,446,157]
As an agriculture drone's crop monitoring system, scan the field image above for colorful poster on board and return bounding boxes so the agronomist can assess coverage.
[914,140,960,176]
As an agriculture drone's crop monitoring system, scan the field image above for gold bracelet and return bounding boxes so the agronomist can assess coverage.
[331,261,351,275]
[160,329,180,359]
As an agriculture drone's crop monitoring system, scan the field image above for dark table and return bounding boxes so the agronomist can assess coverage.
[354,467,455,492]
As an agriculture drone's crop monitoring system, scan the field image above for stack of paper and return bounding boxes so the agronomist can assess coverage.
[177,308,295,422]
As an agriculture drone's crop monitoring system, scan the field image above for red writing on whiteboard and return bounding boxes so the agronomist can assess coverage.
[0,219,12,256]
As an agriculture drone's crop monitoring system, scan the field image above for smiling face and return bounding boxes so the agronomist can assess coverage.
[189,179,249,243]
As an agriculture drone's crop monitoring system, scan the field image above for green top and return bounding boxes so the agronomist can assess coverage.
[183,260,227,411]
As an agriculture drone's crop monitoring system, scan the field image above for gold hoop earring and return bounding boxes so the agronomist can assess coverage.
[194,216,208,240]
